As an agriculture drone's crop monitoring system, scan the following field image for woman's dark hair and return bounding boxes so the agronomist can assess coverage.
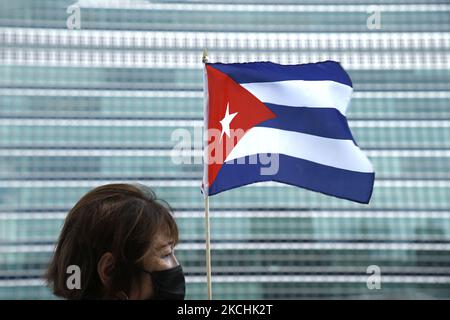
[45,183,179,299]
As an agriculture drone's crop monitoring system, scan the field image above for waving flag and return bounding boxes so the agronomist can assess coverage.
[202,60,375,204]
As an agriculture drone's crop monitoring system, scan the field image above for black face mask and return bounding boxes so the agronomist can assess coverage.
[145,265,186,300]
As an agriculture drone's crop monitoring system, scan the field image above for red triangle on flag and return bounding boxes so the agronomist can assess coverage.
[205,65,276,188]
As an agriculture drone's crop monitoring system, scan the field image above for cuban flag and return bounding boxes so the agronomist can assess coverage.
[202,60,375,204]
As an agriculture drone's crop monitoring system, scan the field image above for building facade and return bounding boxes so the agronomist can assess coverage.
[1,0,450,299]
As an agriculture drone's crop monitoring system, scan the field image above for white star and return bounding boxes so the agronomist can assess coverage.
[219,102,238,140]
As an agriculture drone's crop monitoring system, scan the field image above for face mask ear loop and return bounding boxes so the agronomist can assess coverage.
[149,271,160,296]
[141,268,163,297]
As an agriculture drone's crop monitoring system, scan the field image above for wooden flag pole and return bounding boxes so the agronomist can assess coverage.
[204,193,212,300]
[202,48,213,300]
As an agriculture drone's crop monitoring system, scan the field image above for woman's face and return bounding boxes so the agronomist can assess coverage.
[127,231,179,300]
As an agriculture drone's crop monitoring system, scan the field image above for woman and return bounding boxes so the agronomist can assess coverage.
[45,183,185,300]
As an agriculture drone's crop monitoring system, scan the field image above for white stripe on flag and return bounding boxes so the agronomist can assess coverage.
[241,80,353,115]
[225,127,373,173]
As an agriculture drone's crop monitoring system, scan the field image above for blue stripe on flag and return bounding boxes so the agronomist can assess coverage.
[208,60,353,87]
[209,154,374,204]
[256,103,356,142]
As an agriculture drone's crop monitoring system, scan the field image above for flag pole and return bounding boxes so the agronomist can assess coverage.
[202,48,213,300]
[204,192,212,300]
